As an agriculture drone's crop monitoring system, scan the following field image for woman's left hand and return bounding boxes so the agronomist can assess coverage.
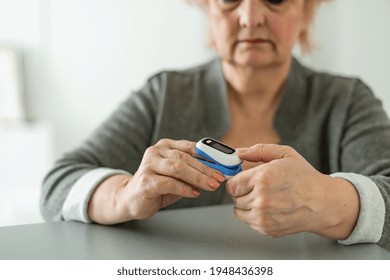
[225,144,359,239]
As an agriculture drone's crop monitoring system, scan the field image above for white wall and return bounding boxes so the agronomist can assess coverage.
[297,0,390,111]
[16,0,210,157]
[32,0,211,157]
[1,0,390,226]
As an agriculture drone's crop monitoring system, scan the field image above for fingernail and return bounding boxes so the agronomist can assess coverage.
[192,189,200,196]
[208,178,220,189]
[213,172,226,182]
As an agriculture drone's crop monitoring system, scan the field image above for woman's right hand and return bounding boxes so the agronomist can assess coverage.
[88,139,225,224]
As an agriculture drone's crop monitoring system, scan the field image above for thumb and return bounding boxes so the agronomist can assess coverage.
[236,144,292,163]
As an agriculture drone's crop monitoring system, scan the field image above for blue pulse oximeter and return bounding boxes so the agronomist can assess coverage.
[195,138,243,178]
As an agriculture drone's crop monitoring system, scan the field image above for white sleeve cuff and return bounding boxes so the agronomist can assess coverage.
[330,172,385,245]
[62,168,131,223]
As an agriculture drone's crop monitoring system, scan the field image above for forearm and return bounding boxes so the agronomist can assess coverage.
[88,174,133,225]
[41,162,97,222]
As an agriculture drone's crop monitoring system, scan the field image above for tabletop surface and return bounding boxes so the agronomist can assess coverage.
[0,204,389,260]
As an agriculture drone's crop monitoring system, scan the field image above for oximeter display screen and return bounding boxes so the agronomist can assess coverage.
[202,138,235,154]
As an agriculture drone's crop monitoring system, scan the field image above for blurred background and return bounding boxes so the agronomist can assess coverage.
[0,0,389,226]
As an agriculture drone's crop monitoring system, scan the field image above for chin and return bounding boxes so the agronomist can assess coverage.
[233,50,291,68]
[234,55,276,68]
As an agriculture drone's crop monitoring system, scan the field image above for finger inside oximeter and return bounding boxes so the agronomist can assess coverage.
[197,157,242,178]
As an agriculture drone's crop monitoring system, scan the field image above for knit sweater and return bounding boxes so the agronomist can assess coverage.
[41,57,390,250]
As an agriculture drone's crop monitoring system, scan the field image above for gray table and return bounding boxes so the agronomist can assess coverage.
[0,205,389,259]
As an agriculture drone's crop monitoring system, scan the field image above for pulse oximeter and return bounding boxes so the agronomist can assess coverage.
[195,138,243,178]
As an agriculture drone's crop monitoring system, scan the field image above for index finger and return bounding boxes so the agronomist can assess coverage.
[155,139,197,157]
[158,147,225,183]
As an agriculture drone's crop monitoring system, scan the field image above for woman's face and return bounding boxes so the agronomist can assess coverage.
[207,0,310,67]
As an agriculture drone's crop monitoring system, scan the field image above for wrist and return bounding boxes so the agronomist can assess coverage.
[88,174,133,224]
[309,175,360,240]
[114,175,134,222]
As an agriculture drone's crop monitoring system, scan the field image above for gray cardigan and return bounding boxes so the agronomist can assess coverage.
[41,57,390,250]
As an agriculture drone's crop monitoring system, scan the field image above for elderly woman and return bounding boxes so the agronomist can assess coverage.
[41,0,390,250]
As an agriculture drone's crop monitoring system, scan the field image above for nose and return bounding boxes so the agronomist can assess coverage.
[238,0,266,28]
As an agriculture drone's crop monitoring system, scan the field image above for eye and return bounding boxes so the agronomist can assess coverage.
[221,0,240,3]
[217,0,241,10]
[265,0,287,5]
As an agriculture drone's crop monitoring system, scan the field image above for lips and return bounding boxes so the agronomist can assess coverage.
[240,38,269,44]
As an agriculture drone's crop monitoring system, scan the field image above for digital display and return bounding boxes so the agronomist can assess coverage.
[202,139,235,154]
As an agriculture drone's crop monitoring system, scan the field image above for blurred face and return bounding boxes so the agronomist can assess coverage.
[207,0,309,67]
